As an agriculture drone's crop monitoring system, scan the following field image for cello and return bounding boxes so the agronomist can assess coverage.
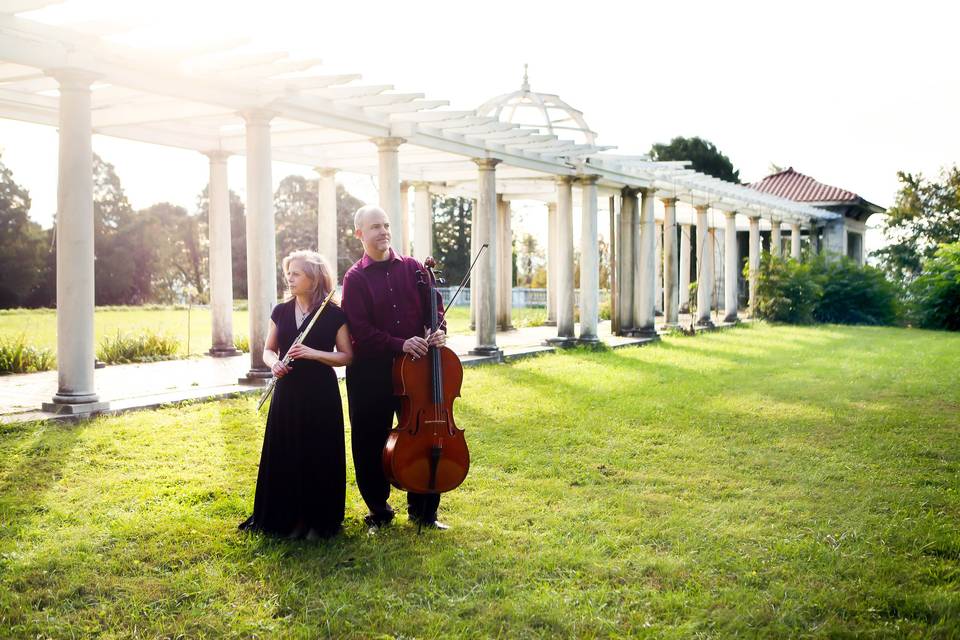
[382,257,469,495]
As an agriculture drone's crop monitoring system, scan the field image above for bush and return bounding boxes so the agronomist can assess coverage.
[752,254,821,324]
[909,242,960,330]
[234,334,250,353]
[809,256,901,325]
[0,335,55,373]
[97,330,179,364]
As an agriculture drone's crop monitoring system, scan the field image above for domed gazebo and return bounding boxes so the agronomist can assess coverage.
[478,65,598,146]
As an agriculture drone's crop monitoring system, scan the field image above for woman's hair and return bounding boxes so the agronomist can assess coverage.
[281,250,337,310]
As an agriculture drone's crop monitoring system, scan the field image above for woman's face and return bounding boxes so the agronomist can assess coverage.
[286,260,314,297]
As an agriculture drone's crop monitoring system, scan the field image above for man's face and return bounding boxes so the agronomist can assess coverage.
[356,209,392,254]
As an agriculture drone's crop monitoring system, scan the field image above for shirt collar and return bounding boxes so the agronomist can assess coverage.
[360,248,402,269]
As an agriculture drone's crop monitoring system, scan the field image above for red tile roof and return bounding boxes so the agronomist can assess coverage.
[746,167,859,203]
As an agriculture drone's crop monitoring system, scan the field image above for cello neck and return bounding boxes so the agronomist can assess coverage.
[427,266,443,406]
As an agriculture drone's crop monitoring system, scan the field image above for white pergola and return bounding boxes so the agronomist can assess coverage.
[0,1,840,414]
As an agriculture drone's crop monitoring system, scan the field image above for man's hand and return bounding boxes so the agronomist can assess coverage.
[426,328,446,348]
[271,360,292,378]
[402,336,429,358]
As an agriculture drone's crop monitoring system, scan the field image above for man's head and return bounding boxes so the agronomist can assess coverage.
[354,204,392,258]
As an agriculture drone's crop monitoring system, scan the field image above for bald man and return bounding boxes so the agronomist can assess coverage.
[341,205,449,532]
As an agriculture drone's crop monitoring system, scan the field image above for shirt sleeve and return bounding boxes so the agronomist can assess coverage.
[270,303,284,325]
[413,258,447,333]
[341,270,406,355]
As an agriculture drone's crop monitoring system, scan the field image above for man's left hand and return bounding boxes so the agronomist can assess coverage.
[425,328,446,348]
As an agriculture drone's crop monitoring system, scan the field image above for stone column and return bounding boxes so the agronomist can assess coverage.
[661,198,678,326]
[679,222,692,314]
[412,181,432,260]
[316,167,338,281]
[398,181,410,256]
[470,199,477,329]
[711,227,721,311]
[790,222,802,260]
[695,205,713,327]
[496,194,512,331]
[654,221,663,316]
[373,137,405,252]
[724,211,739,323]
[471,159,501,357]
[43,69,107,414]
[635,188,657,336]
[609,195,619,335]
[748,215,761,317]
[618,189,637,333]
[206,151,239,357]
[545,202,558,326]
[579,175,600,343]
[241,109,278,380]
[547,176,576,345]
[771,218,782,258]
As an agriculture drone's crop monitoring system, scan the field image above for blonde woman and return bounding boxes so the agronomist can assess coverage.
[240,250,352,540]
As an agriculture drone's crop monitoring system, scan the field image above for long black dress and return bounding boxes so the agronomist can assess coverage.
[240,299,347,537]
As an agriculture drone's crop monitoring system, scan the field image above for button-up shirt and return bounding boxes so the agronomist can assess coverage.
[341,248,446,361]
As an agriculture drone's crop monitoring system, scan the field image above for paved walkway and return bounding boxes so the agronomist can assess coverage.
[0,316,735,424]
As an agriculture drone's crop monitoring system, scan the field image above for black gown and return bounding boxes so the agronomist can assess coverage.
[240,299,348,537]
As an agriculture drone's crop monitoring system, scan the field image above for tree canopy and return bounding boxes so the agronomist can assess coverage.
[649,136,741,183]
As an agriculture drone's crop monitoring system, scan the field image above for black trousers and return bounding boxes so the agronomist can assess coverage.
[346,357,441,523]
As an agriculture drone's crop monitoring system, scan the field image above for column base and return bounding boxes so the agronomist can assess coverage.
[723,314,739,324]
[239,368,272,386]
[544,336,578,348]
[209,346,242,358]
[696,318,716,328]
[468,346,503,360]
[542,320,557,327]
[497,324,514,332]
[634,326,659,338]
[577,335,602,347]
[42,397,109,416]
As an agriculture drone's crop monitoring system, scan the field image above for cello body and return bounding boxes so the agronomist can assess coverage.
[382,258,470,494]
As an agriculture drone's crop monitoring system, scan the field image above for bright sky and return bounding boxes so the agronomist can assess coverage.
[2,0,958,256]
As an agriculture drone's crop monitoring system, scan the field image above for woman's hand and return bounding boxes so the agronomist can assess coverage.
[286,343,319,362]
[271,360,292,378]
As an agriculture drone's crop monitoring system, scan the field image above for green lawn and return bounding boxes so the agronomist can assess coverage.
[0,305,546,358]
[1,324,958,638]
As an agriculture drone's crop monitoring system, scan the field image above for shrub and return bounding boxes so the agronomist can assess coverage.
[234,334,250,353]
[97,330,179,364]
[809,256,902,325]
[0,335,55,373]
[752,254,820,324]
[909,242,960,330]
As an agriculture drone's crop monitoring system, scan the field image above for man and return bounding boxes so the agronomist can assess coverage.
[341,204,449,532]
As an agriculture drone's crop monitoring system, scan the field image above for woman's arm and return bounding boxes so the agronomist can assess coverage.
[263,320,292,377]
[286,323,354,367]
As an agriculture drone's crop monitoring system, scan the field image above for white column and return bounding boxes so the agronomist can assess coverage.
[771,218,782,258]
[713,227,723,310]
[695,205,713,327]
[373,137,405,252]
[790,222,802,260]
[654,221,663,315]
[609,195,620,335]
[636,188,657,335]
[206,151,239,356]
[470,198,477,329]
[661,198,678,326]
[748,215,761,317]
[579,175,600,342]
[242,109,278,379]
[398,181,410,256]
[496,194,512,331]
[549,176,576,344]
[618,189,637,332]
[43,69,106,413]
[545,202,558,326]
[724,211,739,323]
[316,167,338,281]
[471,159,501,356]
[679,222,692,314]
[412,181,433,260]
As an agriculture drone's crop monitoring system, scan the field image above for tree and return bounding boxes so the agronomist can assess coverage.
[196,185,247,299]
[432,196,473,286]
[335,184,365,277]
[274,175,319,291]
[92,154,137,304]
[649,136,741,183]
[515,233,543,287]
[874,166,960,282]
[0,154,46,307]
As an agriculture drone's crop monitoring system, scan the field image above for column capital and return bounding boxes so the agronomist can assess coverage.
[659,196,678,206]
[724,210,737,219]
[314,166,337,178]
[473,157,502,170]
[578,174,600,185]
[554,174,575,185]
[770,217,782,225]
[694,204,710,213]
[748,213,761,220]
[203,150,231,162]
[373,136,406,152]
[621,186,639,197]
[411,180,431,190]
[239,108,276,126]
[46,68,100,90]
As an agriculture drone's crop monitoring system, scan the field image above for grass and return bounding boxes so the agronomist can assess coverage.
[0,323,958,638]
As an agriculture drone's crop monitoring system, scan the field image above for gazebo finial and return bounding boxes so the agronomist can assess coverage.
[521,63,530,92]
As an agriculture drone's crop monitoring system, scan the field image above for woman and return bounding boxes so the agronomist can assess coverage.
[240,250,352,539]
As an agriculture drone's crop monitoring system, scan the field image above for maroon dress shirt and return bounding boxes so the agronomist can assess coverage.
[341,249,446,361]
